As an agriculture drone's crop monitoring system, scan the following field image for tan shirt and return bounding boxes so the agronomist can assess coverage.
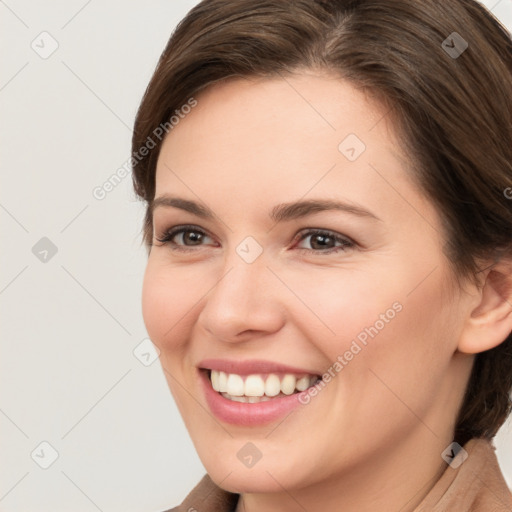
[165,437,512,511]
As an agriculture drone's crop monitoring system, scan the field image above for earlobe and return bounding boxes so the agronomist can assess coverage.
[457,259,512,355]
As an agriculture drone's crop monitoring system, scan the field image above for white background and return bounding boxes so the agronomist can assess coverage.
[1,1,511,511]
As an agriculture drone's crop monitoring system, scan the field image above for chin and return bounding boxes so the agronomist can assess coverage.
[208,468,294,494]
[199,447,319,495]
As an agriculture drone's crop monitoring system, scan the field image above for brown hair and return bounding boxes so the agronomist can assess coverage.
[132,0,512,445]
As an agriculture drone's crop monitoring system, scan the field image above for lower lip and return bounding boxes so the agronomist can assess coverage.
[199,369,311,426]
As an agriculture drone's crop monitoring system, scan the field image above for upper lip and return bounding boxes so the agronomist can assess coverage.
[197,358,321,376]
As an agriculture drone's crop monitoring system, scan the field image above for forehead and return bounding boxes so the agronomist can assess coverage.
[156,74,400,175]
[161,72,393,150]
[153,73,436,230]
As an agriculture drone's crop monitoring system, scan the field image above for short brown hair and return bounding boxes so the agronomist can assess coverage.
[132,0,512,445]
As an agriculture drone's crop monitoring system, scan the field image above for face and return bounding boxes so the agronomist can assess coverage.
[142,72,474,494]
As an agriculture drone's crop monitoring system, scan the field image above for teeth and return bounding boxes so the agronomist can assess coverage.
[265,374,281,397]
[211,370,220,391]
[226,373,244,396]
[296,375,310,391]
[221,392,272,403]
[209,369,319,399]
[218,371,228,392]
[245,375,265,396]
[281,374,296,395]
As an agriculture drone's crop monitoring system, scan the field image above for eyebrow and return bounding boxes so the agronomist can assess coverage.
[150,195,381,223]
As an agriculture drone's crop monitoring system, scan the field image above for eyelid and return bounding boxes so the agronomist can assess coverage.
[293,228,355,245]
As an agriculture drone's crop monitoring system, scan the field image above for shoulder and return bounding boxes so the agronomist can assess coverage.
[415,437,512,511]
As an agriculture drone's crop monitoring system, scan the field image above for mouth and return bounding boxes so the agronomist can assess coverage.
[198,360,325,425]
[203,368,322,403]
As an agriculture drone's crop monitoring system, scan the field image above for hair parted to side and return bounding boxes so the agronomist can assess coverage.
[132,0,512,446]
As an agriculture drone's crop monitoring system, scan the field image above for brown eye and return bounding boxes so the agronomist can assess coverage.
[178,230,206,245]
[295,229,355,254]
[155,225,216,250]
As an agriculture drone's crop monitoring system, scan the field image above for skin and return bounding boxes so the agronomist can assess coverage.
[142,71,512,512]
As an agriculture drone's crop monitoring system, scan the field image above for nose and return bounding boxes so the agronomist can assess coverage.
[197,251,286,343]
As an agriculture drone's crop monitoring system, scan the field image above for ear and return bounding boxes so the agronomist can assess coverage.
[458,257,512,354]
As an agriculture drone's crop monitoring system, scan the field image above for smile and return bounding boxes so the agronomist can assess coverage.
[209,369,321,403]
[198,359,325,425]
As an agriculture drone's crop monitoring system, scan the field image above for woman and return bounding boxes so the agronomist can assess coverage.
[131,0,512,510]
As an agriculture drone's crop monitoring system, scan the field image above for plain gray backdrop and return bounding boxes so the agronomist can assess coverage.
[1,1,511,511]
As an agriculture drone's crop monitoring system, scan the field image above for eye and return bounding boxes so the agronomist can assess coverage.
[294,229,355,254]
[154,225,216,251]
[154,225,356,255]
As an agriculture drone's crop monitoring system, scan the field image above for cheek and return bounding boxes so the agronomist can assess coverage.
[141,261,201,410]
[280,265,399,347]
[141,265,167,347]
[296,257,456,404]
[340,270,458,430]
[141,260,198,352]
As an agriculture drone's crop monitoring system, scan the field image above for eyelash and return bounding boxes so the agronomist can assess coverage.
[154,224,356,255]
